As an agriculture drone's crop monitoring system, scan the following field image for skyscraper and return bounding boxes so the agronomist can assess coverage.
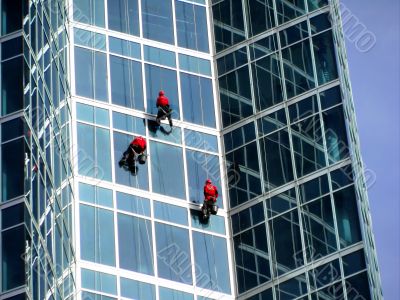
[0,0,382,299]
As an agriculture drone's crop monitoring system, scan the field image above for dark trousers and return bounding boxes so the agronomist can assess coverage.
[157,105,173,126]
[123,145,141,162]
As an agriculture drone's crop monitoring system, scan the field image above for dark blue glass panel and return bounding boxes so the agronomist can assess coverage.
[313,31,338,85]
[2,36,22,60]
[224,122,256,153]
[280,21,308,47]
[342,250,366,276]
[2,203,24,229]
[320,85,342,110]
[257,109,287,137]
[310,12,332,34]
[289,95,318,123]
[345,272,371,300]
[1,56,23,115]
[1,138,24,201]
[299,175,329,203]
[276,273,308,299]
[141,0,174,44]
[117,213,154,275]
[181,73,215,127]
[217,47,247,75]
[249,35,277,61]
[309,259,340,290]
[266,188,297,218]
[193,232,231,294]
[246,0,275,36]
[330,165,354,190]
[275,0,306,25]
[156,223,192,284]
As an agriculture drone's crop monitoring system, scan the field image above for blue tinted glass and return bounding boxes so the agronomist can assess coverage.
[79,182,113,207]
[2,226,25,290]
[144,45,176,67]
[113,112,146,135]
[320,86,341,110]
[275,0,306,25]
[342,250,366,276]
[299,175,329,203]
[2,36,22,60]
[118,213,154,275]
[289,95,318,123]
[186,149,221,206]
[108,0,139,36]
[249,35,277,60]
[75,47,108,102]
[217,47,247,75]
[81,269,117,295]
[95,107,109,126]
[279,21,308,48]
[80,205,116,266]
[310,12,332,34]
[150,141,185,199]
[224,122,256,152]
[175,1,209,52]
[191,211,225,235]
[116,192,150,216]
[159,287,193,300]
[74,28,106,50]
[313,31,338,85]
[109,36,141,59]
[113,131,149,190]
[181,73,215,127]
[96,186,113,207]
[156,223,192,284]
[145,64,180,118]
[179,54,211,76]
[76,103,94,123]
[257,109,287,137]
[149,125,182,144]
[184,129,218,153]
[345,272,371,300]
[81,291,116,300]
[110,55,144,110]
[74,0,105,27]
[154,201,188,225]
[120,277,155,300]
[2,203,24,229]
[193,232,231,294]
[330,165,354,190]
[266,188,297,218]
[142,0,174,44]
[276,273,308,299]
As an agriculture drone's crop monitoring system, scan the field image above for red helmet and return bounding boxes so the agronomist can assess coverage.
[205,179,212,184]
[159,90,165,96]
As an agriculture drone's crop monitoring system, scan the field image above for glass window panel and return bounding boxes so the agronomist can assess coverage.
[77,102,94,123]
[181,73,215,127]
[74,28,106,50]
[342,250,366,276]
[1,138,24,201]
[224,122,256,153]
[155,223,192,284]
[260,129,294,191]
[154,201,188,225]
[141,0,174,44]
[96,127,112,181]
[320,85,342,110]
[107,0,139,36]
[116,192,150,217]
[217,47,247,75]
[81,269,117,295]
[120,277,155,300]
[282,40,315,99]
[345,272,371,300]
[81,291,116,300]
[2,203,24,229]
[333,186,362,248]
[245,0,275,37]
[75,47,108,102]
[1,0,22,35]
[184,129,218,153]
[275,0,306,25]
[322,106,349,163]
[246,289,273,300]
[149,124,182,144]
[117,213,154,275]
[109,36,141,59]
[219,66,253,127]
[79,182,113,207]
[175,1,209,52]
[280,21,308,48]
[226,142,262,207]
[191,210,225,235]
[313,31,338,85]
[232,202,264,234]
[330,165,354,190]
[2,56,23,115]
[193,232,231,294]
[299,174,329,203]
[266,188,297,218]
[2,226,25,291]
[269,210,303,276]
[276,273,308,300]
[302,196,337,261]
[289,95,319,123]
[77,123,95,178]
[79,204,116,266]
[309,259,341,290]
[212,0,245,52]
[145,64,180,118]
[310,12,332,34]
[252,53,284,111]
[2,36,22,60]
[249,35,278,61]
[179,54,211,76]
[159,287,193,300]
[234,224,271,293]
[110,55,144,110]
[144,45,176,68]
[291,115,326,178]
[95,107,110,126]
[307,0,328,11]
[150,141,185,199]
[310,282,343,300]
[186,149,221,205]
[113,112,146,135]
[74,0,105,27]
[1,117,24,143]
[113,131,149,190]
[257,109,287,137]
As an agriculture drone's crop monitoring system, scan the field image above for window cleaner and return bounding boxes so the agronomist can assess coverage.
[156,90,173,127]
[119,136,147,172]
[202,179,219,220]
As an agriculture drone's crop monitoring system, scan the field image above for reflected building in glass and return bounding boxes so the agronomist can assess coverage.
[0,0,382,299]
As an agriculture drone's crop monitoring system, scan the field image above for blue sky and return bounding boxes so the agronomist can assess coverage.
[342,0,400,298]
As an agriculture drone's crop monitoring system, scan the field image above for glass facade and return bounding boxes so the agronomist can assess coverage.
[0,0,382,300]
